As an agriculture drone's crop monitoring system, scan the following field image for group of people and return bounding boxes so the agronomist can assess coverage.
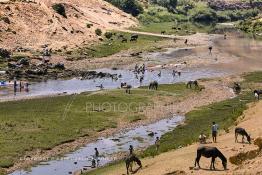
[13,80,30,94]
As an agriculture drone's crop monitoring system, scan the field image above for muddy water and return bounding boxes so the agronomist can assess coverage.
[10,116,184,175]
[0,68,226,101]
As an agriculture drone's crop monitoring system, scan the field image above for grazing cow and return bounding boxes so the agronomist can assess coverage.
[161,31,166,35]
[125,155,142,175]
[195,146,227,170]
[186,80,199,89]
[254,90,262,100]
[149,81,158,90]
[235,127,251,144]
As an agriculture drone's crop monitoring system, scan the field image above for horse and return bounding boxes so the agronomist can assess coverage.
[254,90,262,100]
[130,34,138,42]
[194,146,227,170]
[233,82,241,94]
[235,127,251,144]
[125,155,142,175]
[149,81,158,90]
[186,80,199,89]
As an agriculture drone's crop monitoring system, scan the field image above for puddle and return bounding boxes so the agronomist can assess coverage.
[10,116,184,175]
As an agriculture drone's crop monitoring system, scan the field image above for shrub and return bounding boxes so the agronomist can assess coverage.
[86,23,93,28]
[0,48,11,58]
[104,32,113,39]
[189,3,217,23]
[105,0,143,17]
[95,28,102,36]
[52,3,67,18]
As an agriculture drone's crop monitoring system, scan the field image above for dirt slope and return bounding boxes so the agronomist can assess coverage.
[95,101,262,175]
[0,0,137,50]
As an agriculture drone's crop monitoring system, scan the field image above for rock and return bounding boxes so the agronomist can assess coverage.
[254,137,262,150]
[17,58,30,66]
[0,48,11,58]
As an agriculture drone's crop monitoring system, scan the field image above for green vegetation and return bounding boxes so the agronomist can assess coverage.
[52,3,66,18]
[105,0,143,16]
[85,72,262,175]
[95,28,102,36]
[237,17,262,34]
[0,83,194,169]
[67,32,169,59]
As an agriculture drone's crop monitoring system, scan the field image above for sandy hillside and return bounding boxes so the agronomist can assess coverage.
[96,101,262,175]
[0,0,137,50]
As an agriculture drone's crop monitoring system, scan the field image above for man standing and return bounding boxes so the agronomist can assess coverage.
[212,122,219,143]
[155,137,160,152]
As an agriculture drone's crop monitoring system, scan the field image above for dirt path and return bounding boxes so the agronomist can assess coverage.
[94,101,262,175]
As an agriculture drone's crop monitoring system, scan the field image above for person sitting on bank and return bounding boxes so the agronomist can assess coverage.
[199,132,207,144]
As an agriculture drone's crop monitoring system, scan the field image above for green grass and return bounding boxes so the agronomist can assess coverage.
[85,72,262,175]
[66,32,168,59]
[243,71,262,83]
[0,83,193,170]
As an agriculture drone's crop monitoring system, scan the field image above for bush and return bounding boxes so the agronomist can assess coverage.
[138,6,176,24]
[189,3,217,23]
[105,0,143,16]
[104,32,113,39]
[95,28,102,36]
[86,23,93,28]
[0,48,11,59]
[52,3,66,18]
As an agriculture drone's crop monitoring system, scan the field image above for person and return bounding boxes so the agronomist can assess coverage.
[129,145,134,155]
[199,132,207,144]
[172,70,176,77]
[184,39,188,45]
[93,148,100,167]
[212,122,219,143]
[155,137,160,151]
[224,33,227,40]
[208,46,213,55]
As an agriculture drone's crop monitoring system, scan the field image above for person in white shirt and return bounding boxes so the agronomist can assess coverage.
[212,122,219,143]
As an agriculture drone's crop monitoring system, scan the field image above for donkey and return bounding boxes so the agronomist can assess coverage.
[125,155,142,175]
[235,127,251,144]
[186,80,199,89]
[149,81,158,90]
[254,90,262,100]
[194,146,227,170]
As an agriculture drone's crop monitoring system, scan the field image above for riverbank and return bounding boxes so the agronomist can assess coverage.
[1,75,236,174]
[85,71,262,175]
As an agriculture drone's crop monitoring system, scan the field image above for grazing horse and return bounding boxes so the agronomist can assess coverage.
[186,80,199,89]
[149,81,158,90]
[125,155,142,175]
[254,90,262,100]
[235,127,251,144]
[195,146,227,170]
[233,82,241,94]
[130,34,138,42]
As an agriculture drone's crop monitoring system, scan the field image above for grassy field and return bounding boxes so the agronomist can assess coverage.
[132,22,217,35]
[0,83,194,169]
[66,32,170,60]
[85,72,262,175]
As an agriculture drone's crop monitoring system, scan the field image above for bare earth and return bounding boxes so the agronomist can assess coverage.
[88,100,262,175]
[0,0,137,50]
